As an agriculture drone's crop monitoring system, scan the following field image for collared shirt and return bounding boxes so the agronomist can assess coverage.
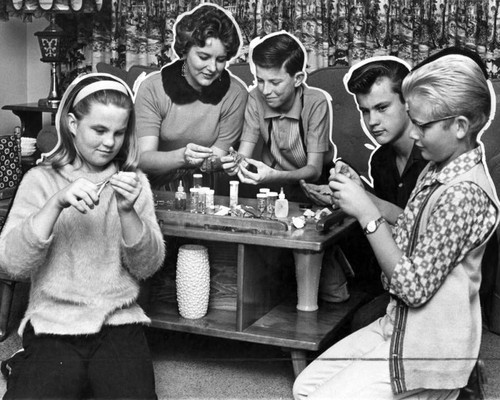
[241,84,333,171]
[371,143,428,208]
[383,147,498,306]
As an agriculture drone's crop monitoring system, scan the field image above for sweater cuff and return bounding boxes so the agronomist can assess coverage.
[24,214,54,248]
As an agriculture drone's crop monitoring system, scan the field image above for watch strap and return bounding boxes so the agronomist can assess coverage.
[363,216,386,235]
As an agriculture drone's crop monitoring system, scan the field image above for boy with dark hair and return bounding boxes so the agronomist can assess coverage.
[222,31,334,202]
[302,57,427,311]
[302,57,425,215]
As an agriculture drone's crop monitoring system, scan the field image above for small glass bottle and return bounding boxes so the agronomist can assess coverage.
[256,193,267,217]
[189,188,199,213]
[174,181,187,211]
[274,187,289,218]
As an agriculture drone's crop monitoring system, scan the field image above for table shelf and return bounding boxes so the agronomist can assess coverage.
[147,291,367,352]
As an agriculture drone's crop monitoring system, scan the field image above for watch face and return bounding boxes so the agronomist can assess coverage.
[366,220,376,233]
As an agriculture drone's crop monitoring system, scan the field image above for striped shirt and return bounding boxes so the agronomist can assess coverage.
[241,84,333,171]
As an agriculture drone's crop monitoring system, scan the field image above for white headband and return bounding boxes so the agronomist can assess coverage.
[73,80,130,106]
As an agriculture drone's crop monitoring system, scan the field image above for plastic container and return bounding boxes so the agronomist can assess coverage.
[174,181,187,211]
[193,173,203,188]
[274,187,289,218]
[229,181,239,208]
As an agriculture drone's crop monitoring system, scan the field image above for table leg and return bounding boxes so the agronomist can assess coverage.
[293,250,324,312]
[289,349,308,377]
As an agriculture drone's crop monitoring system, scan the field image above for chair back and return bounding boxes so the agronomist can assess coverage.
[0,131,22,200]
[227,63,255,87]
[307,66,370,179]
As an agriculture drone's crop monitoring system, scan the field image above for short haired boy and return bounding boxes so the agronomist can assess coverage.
[293,53,499,399]
[222,32,334,202]
[301,57,425,218]
[302,58,428,324]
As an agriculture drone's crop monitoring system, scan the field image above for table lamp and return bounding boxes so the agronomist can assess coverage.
[8,0,102,108]
[34,12,66,107]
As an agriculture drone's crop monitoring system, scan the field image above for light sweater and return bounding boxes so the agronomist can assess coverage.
[0,163,165,336]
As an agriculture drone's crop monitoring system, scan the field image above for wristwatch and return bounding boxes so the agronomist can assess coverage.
[363,216,386,235]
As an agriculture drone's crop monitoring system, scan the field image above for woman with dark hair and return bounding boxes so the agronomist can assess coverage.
[135,3,248,190]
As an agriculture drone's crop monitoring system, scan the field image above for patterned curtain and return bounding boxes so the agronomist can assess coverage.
[3,0,500,77]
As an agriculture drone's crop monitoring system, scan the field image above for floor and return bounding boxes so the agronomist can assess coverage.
[1,283,500,399]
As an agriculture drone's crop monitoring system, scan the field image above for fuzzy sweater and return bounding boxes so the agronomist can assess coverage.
[0,163,165,336]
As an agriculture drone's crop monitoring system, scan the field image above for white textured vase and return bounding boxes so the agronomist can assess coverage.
[176,244,210,319]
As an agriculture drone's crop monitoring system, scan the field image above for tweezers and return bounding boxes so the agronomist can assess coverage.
[96,179,110,197]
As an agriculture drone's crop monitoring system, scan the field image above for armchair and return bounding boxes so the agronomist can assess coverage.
[0,130,23,341]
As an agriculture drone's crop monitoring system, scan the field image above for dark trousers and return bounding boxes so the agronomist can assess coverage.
[4,322,157,400]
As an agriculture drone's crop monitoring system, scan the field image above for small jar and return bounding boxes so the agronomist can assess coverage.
[197,188,206,214]
[205,189,215,214]
[193,173,203,188]
[266,191,278,218]
[256,193,267,216]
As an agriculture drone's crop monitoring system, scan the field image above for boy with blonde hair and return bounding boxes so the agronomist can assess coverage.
[294,51,499,400]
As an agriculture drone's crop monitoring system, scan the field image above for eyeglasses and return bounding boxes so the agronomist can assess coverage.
[408,114,460,136]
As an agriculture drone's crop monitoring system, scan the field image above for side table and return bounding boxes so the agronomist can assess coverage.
[2,103,58,139]
[2,103,58,170]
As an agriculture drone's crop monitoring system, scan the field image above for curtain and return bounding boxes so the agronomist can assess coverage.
[3,0,500,78]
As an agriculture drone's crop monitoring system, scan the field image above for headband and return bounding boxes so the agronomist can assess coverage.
[73,80,130,107]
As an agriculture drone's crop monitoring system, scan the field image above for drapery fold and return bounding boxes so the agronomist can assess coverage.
[3,0,500,78]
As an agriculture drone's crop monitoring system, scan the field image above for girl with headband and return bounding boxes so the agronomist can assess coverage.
[0,73,165,399]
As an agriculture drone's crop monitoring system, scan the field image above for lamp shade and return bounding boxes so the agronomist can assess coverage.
[34,17,65,62]
[10,0,101,14]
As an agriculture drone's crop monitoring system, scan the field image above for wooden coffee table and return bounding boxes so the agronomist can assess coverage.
[146,191,367,376]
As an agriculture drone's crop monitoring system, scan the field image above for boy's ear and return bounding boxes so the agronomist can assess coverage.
[294,71,305,87]
[455,116,470,140]
[67,113,78,136]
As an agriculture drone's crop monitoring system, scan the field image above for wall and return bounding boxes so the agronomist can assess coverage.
[0,17,50,135]
[26,19,51,109]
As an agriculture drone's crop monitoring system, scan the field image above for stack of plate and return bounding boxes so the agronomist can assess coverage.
[21,137,37,157]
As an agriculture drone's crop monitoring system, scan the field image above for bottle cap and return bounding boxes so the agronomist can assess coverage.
[279,187,285,199]
[178,181,184,192]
